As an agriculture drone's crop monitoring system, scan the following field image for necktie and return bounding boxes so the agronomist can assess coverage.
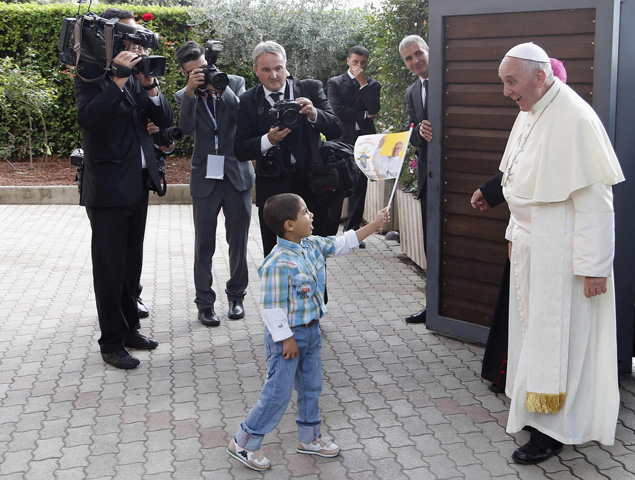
[270,92,282,104]
[423,79,428,118]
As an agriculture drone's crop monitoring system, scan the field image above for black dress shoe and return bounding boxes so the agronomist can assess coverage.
[136,298,149,318]
[512,440,563,465]
[228,300,245,320]
[199,307,220,326]
[488,383,505,394]
[405,308,426,324]
[102,348,140,369]
[358,241,366,249]
[124,332,158,350]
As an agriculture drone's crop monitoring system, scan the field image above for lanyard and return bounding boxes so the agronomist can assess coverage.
[202,94,220,154]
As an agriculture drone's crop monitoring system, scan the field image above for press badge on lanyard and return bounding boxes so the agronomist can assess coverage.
[203,95,225,180]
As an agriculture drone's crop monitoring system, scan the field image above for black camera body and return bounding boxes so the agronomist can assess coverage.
[193,40,229,93]
[70,148,84,168]
[152,126,183,148]
[58,11,166,82]
[270,100,302,131]
[200,66,229,92]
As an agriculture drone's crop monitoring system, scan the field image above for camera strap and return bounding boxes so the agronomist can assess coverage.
[201,95,219,154]
[74,16,109,83]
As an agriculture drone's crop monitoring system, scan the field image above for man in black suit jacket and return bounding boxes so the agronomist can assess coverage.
[74,9,174,369]
[234,41,342,256]
[326,46,381,237]
[175,41,255,327]
[471,172,509,393]
[400,35,433,325]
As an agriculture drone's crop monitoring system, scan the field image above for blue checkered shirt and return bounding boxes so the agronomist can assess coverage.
[259,231,359,340]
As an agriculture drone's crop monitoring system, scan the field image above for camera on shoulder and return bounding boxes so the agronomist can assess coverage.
[58,6,166,83]
[270,100,302,131]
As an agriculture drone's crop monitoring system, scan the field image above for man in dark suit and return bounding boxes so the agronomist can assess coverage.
[400,35,433,325]
[234,41,342,256]
[326,46,381,239]
[74,9,174,369]
[175,41,254,327]
[471,172,509,393]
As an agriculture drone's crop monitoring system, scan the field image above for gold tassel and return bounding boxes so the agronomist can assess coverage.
[524,392,566,414]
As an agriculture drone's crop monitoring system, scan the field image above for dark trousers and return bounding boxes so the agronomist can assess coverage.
[481,258,510,388]
[343,174,368,231]
[192,180,252,309]
[86,189,148,353]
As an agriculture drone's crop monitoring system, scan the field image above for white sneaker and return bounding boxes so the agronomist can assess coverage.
[296,436,341,457]
[227,438,271,471]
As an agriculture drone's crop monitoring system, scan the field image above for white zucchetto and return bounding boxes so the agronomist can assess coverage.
[505,42,550,62]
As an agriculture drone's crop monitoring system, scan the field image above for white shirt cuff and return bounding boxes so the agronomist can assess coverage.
[261,134,275,155]
[334,229,360,256]
[149,95,161,106]
[262,308,293,342]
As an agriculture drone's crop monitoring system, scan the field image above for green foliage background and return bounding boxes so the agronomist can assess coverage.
[0,3,203,158]
[0,0,429,169]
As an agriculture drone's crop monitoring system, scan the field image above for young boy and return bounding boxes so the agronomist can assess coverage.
[227,193,390,471]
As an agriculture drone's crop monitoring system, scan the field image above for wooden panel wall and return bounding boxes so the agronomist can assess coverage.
[440,9,596,327]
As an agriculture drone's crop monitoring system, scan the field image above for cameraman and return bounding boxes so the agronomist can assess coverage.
[234,41,342,256]
[74,8,174,369]
[175,41,254,327]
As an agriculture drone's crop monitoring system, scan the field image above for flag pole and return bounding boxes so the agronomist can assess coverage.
[386,123,415,211]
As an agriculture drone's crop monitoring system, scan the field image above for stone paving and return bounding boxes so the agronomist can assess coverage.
[0,203,634,479]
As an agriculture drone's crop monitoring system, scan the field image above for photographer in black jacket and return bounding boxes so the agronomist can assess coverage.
[234,41,342,256]
[74,8,174,369]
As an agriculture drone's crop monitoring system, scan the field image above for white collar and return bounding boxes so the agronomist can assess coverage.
[263,83,287,98]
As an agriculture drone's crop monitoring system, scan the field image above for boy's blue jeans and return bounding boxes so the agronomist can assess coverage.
[235,320,323,451]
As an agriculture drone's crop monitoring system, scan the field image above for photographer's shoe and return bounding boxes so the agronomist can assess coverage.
[228,300,244,320]
[405,308,426,324]
[198,307,220,327]
[297,436,340,457]
[136,297,149,318]
[227,438,271,471]
[124,332,158,350]
[102,348,140,369]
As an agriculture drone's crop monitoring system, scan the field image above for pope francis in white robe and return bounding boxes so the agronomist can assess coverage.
[498,43,624,463]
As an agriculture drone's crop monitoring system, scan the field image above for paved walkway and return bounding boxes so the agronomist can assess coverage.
[0,204,634,479]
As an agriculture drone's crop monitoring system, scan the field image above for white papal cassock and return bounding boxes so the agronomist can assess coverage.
[500,78,624,445]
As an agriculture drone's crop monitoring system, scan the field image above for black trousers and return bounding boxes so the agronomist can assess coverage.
[481,258,510,388]
[86,189,148,353]
[343,174,368,232]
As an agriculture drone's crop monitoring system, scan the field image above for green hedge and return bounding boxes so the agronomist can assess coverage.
[0,3,209,157]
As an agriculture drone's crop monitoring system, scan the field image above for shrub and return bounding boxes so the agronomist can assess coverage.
[0,52,57,167]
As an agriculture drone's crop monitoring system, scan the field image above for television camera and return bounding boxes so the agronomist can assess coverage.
[58,2,166,82]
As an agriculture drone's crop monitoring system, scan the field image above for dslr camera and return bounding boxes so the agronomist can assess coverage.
[195,40,229,93]
[270,100,302,131]
[70,148,85,194]
[152,126,183,148]
[58,6,166,82]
